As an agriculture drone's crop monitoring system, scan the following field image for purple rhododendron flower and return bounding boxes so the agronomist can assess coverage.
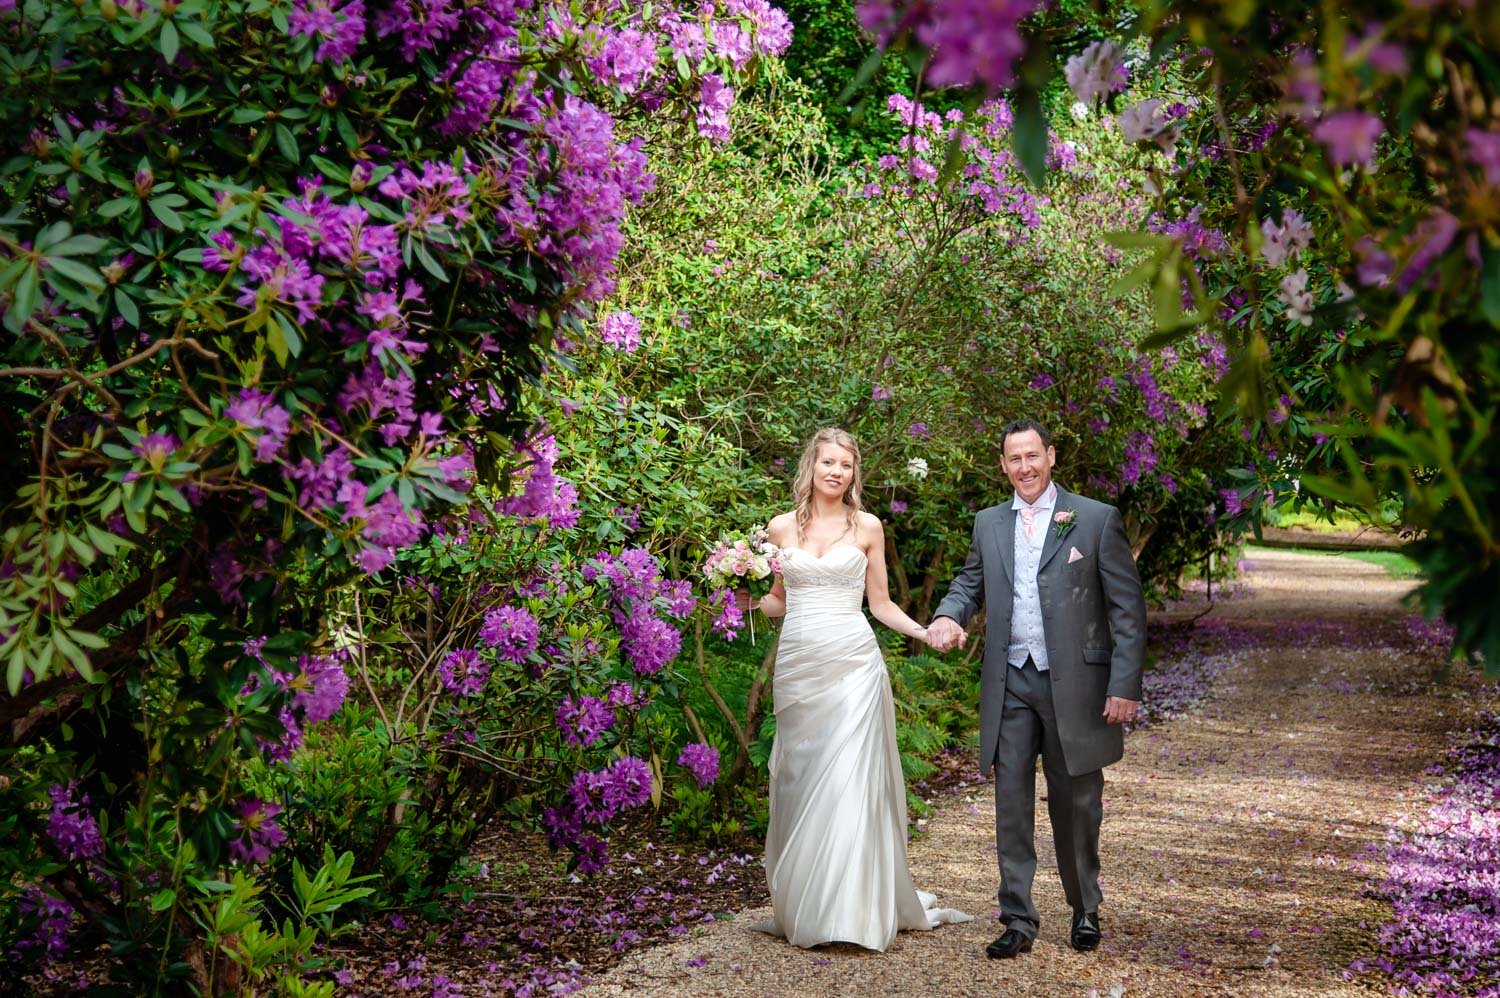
[1219,487,1247,518]
[859,0,1036,92]
[131,432,178,469]
[619,607,681,674]
[696,74,735,142]
[568,768,616,824]
[14,888,74,961]
[289,652,350,724]
[225,388,292,462]
[46,784,104,861]
[556,695,614,747]
[601,311,642,352]
[661,579,697,619]
[481,605,540,662]
[575,833,609,874]
[438,648,490,697]
[288,0,366,63]
[605,755,653,809]
[229,799,286,865]
[1312,110,1384,167]
[677,742,720,787]
[709,588,744,641]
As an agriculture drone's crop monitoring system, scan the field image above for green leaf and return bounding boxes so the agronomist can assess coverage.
[45,256,105,290]
[160,19,180,63]
[51,234,109,256]
[274,123,299,164]
[115,288,140,326]
[149,199,184,231]
[8,645,32,696]
[34,221,70,252]
[52,628,93,681]
[1482,248,1500,327]
[1010,87,1049,186]
[150,889,177,912]
[179,19,215,48]
[4,265,39,333]
[98,197,138,219]
[413,242,448,281]
[274,313,304,360]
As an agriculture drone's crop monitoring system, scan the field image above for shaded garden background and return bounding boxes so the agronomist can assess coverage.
[1,0,1495,993]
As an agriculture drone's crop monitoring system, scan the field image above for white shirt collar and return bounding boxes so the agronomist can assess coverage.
[1011,482,1058,512]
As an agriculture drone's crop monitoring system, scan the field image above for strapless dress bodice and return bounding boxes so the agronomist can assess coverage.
[780,544,866,613]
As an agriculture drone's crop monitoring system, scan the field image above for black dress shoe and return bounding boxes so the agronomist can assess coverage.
[985,928,1034,959]
[1070,910,1101,951]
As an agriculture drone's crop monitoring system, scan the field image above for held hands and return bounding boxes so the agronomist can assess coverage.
[924,617,967,653]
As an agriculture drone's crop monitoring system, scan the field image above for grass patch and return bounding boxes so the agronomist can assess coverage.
[1263,508,1395,533]
[1341,550,1422,579]
[1244,544,1421,580]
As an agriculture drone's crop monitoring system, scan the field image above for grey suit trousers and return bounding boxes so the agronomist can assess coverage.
[994,659,1104,936]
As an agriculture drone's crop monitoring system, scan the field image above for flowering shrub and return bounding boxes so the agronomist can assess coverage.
[0,0,789,986]
[852,1,1499,669]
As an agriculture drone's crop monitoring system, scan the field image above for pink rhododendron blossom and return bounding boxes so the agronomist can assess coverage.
[601,311,643,351]
[1312,111,1384,167]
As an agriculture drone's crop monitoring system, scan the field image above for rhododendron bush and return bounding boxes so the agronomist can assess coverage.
[856,0,1496,670]
[594,77,1251,626]
[0,0,789,986]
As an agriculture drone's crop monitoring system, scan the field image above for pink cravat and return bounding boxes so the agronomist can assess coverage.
[1019,505,1038,539]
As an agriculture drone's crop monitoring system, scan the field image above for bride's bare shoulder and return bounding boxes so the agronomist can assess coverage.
[766,511,797,545]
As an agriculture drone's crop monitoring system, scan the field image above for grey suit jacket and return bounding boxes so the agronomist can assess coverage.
[932,487,1147,777]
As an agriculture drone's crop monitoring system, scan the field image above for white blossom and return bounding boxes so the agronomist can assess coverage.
[1118,99,1180,152]
[1278,268,1315,325]
[906,457,930,480]
[1260,209,1315,267]
[1064,41,1127,105]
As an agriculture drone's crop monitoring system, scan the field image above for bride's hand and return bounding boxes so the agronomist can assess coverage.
[734,588,758,612]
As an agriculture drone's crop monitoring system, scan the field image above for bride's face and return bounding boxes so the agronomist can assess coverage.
[812,444,856,502]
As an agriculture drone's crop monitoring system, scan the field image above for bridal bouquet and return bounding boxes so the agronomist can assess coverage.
[701,526,782,600]
[701,527,782,640]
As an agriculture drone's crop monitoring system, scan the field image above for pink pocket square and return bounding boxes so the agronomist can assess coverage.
[1068,546,1085,564]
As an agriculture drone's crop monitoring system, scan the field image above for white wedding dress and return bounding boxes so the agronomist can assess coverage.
[751,544,972,951]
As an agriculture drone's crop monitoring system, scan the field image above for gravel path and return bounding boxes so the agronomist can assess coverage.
[583,549,1472,997]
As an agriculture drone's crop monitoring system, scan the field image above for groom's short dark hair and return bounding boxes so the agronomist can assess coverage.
[1000,419,1052,452]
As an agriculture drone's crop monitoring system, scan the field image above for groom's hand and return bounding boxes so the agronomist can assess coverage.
[926,616,966,652]
[1102,696,1138,725]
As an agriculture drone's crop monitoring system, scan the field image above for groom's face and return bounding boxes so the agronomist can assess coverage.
[1002,430,1055,504]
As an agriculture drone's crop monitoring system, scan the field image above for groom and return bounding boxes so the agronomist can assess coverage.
[927,419,1146,958]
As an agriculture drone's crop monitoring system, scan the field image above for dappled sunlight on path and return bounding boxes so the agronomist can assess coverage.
[585,549,1478,996]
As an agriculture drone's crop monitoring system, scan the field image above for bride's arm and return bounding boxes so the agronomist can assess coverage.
[758,576,788,619]
[861,514,929,641]
[757,514,793,619]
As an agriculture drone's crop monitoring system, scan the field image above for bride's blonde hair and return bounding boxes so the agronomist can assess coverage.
[792,428,863,541]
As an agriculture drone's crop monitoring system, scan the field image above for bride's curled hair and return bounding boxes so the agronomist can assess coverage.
[792,427,864,542]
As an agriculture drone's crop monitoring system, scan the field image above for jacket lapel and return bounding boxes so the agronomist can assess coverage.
[996,502,1016,584]
[1036,486,1074,574]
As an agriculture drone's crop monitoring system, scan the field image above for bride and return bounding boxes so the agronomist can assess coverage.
[749,428,972,951]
